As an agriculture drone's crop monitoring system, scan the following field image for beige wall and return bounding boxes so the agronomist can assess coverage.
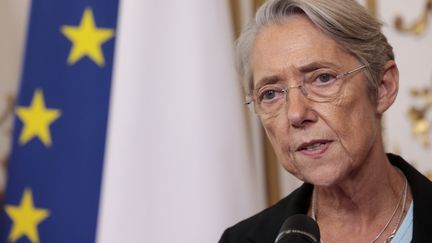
[377,0,432,174]
[0,0,30,198]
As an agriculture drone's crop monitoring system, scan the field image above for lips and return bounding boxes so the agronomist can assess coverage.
[296,139,332,156]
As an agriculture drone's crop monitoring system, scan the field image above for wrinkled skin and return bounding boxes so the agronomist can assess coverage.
[251,15,396,187]
[251,14,405,242]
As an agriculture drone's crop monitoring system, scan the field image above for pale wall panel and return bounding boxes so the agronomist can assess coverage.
[0,0,30,198]
[377,0,432,173]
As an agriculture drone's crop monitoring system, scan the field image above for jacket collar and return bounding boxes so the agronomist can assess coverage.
[247,154,432,243]
[247,183,313,242]
[388,153,432,242]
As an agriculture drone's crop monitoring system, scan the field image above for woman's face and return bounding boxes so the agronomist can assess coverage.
[251,15,383,186]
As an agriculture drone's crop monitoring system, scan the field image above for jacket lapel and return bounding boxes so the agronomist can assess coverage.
[389,153,432,242]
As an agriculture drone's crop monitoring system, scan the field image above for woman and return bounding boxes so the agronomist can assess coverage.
[219,0,432,242]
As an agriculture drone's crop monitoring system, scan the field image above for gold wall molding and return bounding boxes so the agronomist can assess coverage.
[394,0,432,35]
[0,94,15,203]
[367,0,378,17]
[0,95,14,125]
[367,0,432,36]
[229,0,282,205]
[408,85,432,147]
[229,0,242,38]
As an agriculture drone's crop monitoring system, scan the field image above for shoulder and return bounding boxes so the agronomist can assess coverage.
[218,183,313,243]
[388,153,432,241]
[388,153,432,195]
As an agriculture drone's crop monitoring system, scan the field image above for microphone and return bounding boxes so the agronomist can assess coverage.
[275,214,320,243]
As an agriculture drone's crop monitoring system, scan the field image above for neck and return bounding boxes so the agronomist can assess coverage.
[309,153,412,242]
[316,158,400,216]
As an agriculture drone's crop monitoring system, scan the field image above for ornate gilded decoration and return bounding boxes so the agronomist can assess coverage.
[0,94,15,203]
[394,0,432,35]
[407,85,432,147]
[0,95,15,125]
[366,0,378,17]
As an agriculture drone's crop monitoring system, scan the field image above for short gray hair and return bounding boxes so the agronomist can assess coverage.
[236,0,394,102]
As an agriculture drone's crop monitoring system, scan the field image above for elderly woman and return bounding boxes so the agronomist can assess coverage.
[219,0,432,242]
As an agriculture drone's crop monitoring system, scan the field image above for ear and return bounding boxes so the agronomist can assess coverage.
[376,60,399,114]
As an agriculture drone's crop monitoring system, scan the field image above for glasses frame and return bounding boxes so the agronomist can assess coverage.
[245,64,369,116]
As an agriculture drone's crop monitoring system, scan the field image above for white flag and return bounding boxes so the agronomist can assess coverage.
[97,1,266,242]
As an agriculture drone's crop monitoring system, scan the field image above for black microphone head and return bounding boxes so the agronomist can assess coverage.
[275,214,320,243]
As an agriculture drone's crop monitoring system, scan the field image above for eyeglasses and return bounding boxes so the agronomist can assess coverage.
[245,64,368,119]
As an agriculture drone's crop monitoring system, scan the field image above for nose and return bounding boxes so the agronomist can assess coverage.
[284,88,317,128]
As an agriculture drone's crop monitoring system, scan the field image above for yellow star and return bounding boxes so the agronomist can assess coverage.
[61,7,114,66]
[5,188,50,243]
[15,89,61,147]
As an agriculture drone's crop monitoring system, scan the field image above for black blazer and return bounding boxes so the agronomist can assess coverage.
[219,154,432,243]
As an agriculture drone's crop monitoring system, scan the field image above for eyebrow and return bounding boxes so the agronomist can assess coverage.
[254,61,339,89]
[255,75,281,89]
[298,61,337,73]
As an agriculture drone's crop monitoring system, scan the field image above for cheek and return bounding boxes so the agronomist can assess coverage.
[323,91,379,160]
[261,119,300,174]
[262,119,286,155]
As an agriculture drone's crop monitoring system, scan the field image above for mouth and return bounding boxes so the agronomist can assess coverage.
[296,140,332,156]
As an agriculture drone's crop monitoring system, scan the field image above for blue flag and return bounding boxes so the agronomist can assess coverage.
[1,1,119,242]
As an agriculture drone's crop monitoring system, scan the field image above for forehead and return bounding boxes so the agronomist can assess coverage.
[251,15,357,86]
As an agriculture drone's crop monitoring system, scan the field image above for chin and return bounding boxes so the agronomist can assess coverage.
[296,167,342,187]
[280,151,347,186]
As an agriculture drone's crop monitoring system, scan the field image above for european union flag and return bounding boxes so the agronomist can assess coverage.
[1,0,119,242]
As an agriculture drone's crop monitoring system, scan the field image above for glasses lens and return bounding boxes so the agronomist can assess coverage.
[255,85,286,117]
[303,64,367,102]
[249,64,367,117]
[304,78,344,103]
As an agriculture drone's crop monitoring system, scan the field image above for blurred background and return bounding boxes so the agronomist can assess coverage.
[0,0,431,242]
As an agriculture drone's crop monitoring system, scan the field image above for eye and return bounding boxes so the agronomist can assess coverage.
[257,86,285,103]
[317,73,335,83]
[307,70,338,87]
[262,90,276,100]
